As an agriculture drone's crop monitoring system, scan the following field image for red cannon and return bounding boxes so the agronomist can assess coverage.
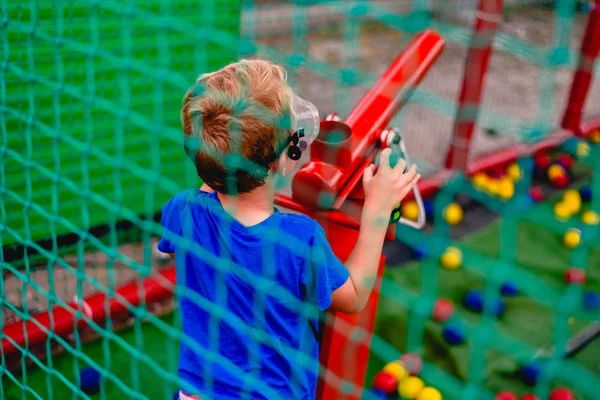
[275,29,445,400]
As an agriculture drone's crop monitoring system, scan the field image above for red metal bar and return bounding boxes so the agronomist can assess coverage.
[562,0,600,134]
[291,30,445,210]
[2,268,176,356]
[445,0,504,170]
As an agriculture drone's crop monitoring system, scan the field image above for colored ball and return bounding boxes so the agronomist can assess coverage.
[520,395,540,400]
[403,201,420,222]
[534,153,551,169]
[424,199,435,219]
[554,202,572,220]
[464,290,483,312]
[79,367,101,394]
[499,178,515,201]
[441,247,462,270]
[565,268,586,285]
[557,154,574,170]
[487,179,501,196]
[563,190,582,214]
[551,174,570,189]
[472,173,489,190]
[529,186,544,203]
[370,388,388,399]
[582,210,599,225]
[432,298,454,322]
[495,392,518,400]
[416,386,442,400]
[372,371,398,394]
[549,388,575,400]
[500,282,519,297]
[548,164,566,180]
[398,376,425,399]
[563,229,581,249]
[490,166,505,179]
[400,353,423,376]
[579,185,592,202]
[521,362,542,386]
[507,163,522,181]
[413,245,428,260]
[443,203,463,225]
[577,140,591,158]
[442,323,465,345]
[383,360,408,381]
[589,129,600,143]
[583,291,600,312]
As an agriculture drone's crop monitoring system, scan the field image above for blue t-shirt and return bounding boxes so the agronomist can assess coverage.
[157,190,349,400]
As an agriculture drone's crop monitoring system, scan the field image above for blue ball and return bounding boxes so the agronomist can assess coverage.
[579,185,593,202]
[369,388,388,399]
[501,282,519,297]
[464,289,483,312]
[413,245,428,260]
[79,367,101,394]
[442,322,465,345]
[583,291,600,312]
[521,362,542,386]
[424,199,435,219]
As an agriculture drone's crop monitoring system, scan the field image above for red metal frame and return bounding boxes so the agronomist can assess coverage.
[445,0,504,171]
[562,0,600,134]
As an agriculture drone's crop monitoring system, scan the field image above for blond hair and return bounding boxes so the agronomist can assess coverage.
[181,59,294,194]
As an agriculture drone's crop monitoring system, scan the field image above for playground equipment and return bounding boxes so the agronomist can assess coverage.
[2,0,600,399]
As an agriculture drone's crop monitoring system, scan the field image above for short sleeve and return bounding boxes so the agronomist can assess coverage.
[157,193,187,254]
[301,223,350,311]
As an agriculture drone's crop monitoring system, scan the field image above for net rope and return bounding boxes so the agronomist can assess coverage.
[1,1,599,399]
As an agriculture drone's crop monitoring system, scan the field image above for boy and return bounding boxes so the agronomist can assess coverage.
[158,59,420,400]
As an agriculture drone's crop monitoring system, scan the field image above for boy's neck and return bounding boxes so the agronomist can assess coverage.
[216,184,275,227]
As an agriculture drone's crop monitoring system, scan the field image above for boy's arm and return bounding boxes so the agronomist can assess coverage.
[331,149,420,313]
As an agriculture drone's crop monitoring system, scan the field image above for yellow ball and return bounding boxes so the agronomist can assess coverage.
[582,210,600,225]
[416,386,442,400]
[589,129,600,143]
[498,178,515,200]
[402,201,420,222]
[548,164,566,180]
[554,202,572,220]
[577,141,590,157]
[486,179,501,196]
[443,203,463,225]
[441,247,462,270]
[507,163,522,181]
[563,228,581,249]
[564,197,582,214]
[398,377,425,399]
[472,173,489,190]
[383,361,408,382]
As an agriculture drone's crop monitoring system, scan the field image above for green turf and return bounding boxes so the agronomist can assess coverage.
[2,313,181,400]
[366,218,600,400]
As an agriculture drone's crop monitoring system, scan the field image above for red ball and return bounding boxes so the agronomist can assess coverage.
[565,268,586,285]
[552,174,570,189]
[432,298,454,322]
[535,153,551,169]
[372,371,398,394]
[495,391,518,400]
[557,154,574,170]
[490,166,505,179]
[520,395,540,400]
[549,388,574,400]
[529,186,544,202]
[400,353,423,376]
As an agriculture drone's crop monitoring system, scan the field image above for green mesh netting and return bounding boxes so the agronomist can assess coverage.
[2,0,600,400]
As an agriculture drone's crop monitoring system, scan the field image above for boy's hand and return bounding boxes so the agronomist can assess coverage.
[362,148,420,217]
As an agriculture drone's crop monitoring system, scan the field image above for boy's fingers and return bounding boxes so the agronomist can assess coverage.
[398,164,418,184]
[363,164,375,189]
[378,149,392,173]
[392,158,407,178]
[399,174,421,199]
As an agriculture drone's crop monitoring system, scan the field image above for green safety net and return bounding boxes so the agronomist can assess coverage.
[1,1,600,400]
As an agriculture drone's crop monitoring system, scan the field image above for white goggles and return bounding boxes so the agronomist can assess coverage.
[291,94,320,152]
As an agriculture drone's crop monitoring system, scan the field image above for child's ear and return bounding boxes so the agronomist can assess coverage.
[276,151,296,176]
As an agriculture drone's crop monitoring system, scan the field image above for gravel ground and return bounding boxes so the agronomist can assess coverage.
[254,4,600,172]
